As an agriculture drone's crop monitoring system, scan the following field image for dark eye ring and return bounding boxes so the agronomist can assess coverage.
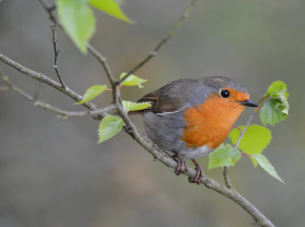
[220,89,230,98]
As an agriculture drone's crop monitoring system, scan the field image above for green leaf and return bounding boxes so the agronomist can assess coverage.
[98,115,124,143]
[75,85,108,105]
[260,101,288,126]
[122,101,151,112]
[265,81,287,97]
[229,125,272,155]
[251,154,284,183]
[88,0,134,23]
[120,73,147,88]
[57,0,95,54]
[208,144,241,169]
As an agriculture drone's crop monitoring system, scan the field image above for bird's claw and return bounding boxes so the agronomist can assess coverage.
[174,154,188,175]
[188,165,205,185]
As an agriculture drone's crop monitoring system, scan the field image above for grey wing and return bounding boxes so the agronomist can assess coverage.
[139,79,197,152]
[137,79,194,114]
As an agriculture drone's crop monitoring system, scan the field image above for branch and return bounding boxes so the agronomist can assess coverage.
[119,0,199,84]
[37,0,116,88]
[223,166,233,189]
[223,95,267,189]
[233,95,270,151]
[234,109,258,148]
[0,53,106,120]
[223,108,259,189]
[87,43,116,88]
[37,0,55,14]
[50,22,67,89]
[0,71,115,119]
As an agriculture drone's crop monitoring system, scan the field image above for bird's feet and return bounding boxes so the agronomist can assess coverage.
[188,159,205,185]
[174,154,188,175]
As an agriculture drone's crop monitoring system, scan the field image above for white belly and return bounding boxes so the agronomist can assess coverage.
[180,145,212,159]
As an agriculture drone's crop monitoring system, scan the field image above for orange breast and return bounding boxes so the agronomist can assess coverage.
[181,90,249,149]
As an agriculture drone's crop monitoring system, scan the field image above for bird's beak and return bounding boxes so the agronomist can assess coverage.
[237,99,259,107]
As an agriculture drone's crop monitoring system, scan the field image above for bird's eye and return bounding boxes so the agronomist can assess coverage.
[220,89,230,98]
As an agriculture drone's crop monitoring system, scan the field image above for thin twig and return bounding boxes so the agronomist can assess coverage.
[38,0,116,88]
[234,109,258,150]
[87,43,116,87]
[234,96,268,145]
[0,53,106,120]
[119,0,199,85]
[37,0,54,13]
[224,95,267,189]
[223,167,233,189]
[224,109,258,189]
[224,103,261,189]
[50,22,67,89]
[0,74,114,119]
[47,4,56,13]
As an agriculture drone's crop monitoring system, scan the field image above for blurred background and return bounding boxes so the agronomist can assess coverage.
[0,0,304,226]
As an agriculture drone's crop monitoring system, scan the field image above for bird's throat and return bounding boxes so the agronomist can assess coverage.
[181,94,246,149]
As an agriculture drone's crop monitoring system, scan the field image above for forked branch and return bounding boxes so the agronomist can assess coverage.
[38,0,116,88]
[224,108,259,189]
[0,73,114,119]
[50,22,67,89]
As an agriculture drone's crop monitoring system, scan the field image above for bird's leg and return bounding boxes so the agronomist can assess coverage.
[188,159,205,185]
[174,153,188,175]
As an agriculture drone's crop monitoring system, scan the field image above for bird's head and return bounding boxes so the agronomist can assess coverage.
[203,76,258,110]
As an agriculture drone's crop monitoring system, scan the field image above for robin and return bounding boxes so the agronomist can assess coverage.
[137,76,258,184]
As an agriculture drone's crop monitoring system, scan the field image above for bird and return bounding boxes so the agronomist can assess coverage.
[136,76,258,184]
